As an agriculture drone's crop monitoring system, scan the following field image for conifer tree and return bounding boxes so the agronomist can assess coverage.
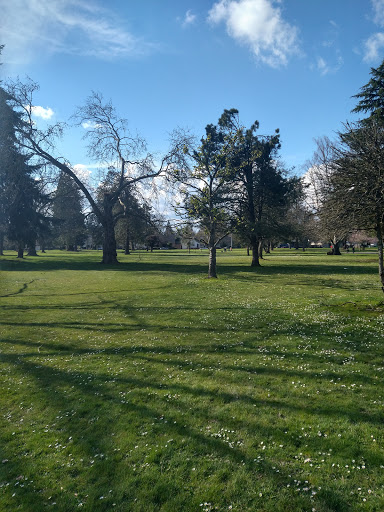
[52,172,85,250]
[352,60,384,122]
[0,86,44,257]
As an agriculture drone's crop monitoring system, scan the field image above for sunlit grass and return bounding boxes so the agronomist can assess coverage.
[0,248,383,511]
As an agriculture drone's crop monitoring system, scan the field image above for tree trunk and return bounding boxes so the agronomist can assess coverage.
[258,240,264,259]
[208,246,217,278]
[101,224,117,265]
[27,244,38,256]
[102,227,118,263]
[333,240,341,255]
[0,232,4,256]
[101,199,118,264]
[17,244,24,258]
[247,246,250,256]
[124,224,130,255]
[251,240,260,267]
[328,238,342,255]
[377,222,384,293]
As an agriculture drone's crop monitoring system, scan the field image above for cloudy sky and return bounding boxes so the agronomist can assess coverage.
[1,0,384,174]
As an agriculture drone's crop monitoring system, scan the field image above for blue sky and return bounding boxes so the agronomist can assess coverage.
[1,0,384,176]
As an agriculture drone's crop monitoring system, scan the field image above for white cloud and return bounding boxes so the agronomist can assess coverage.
[363,32,384,62]
[316,54,343,76]
[182,10,197,27]
[73,163,92,186]
[0,0,156,66]
[362,1,384,62]
[207,0,300,67]
[81,122,102,130]
[372,0,384,26]
[317,57,328,75]
[29,105,54,120]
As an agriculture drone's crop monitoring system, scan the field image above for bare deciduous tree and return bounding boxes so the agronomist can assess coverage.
[6,79,186,263]
[305,136,350,255]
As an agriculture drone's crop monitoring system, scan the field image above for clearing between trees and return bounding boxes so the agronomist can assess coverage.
[0,248,383,512]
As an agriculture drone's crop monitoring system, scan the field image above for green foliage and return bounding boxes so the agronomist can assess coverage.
[352,60,384,122]
[333,119,384,230]
[114,186,155,251]
[328,119,384,288]
[174,115,236,276]
[177,121,234,235]
[219,111,294,265]
[52,172,85,250]
[0,86,47,253]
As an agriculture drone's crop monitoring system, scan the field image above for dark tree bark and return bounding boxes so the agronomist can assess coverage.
[330,239,342,255]
[17,244,24,258]
[0,233,4,255]
[251,245,260,266]
[27,244,38,256]
[258,240,264,259]
[208,246,217,278]
[124,224,130,255]
[101,203,118,264]
[207,224,218,278]
[333,244,342,255]
[250,234,260,267]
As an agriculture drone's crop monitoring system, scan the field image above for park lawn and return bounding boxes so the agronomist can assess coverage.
[0,248,383,512]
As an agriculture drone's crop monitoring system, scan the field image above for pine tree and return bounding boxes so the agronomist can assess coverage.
[52,172,85,250]
[219,110,292,266]
[0,86,44,257]
[352,60,384,122]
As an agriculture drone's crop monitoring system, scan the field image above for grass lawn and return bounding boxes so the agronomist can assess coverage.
[0,248,383,512]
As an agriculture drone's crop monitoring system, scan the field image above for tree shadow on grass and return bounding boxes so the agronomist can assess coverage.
[0,349,369,512]
[0,251,378,277]
[1,259,382,509]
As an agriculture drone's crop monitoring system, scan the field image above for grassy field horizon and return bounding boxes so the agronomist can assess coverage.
[1,248,383,511]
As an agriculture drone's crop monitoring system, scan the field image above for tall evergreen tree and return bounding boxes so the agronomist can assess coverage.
[352,60,384,122]
[219,109,292,266]
[52,172,85,250]
[0,86,45,257]
[114,186,154,254]
[7,168,45,257]
[329,119,384,292]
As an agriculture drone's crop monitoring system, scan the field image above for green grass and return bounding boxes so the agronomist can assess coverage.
[0,248,383,511]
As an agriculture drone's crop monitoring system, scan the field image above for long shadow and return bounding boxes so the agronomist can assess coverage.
[0,352,367,511]
[0,336,381,426]
[0,253,378,276]
[0,330,380,383]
